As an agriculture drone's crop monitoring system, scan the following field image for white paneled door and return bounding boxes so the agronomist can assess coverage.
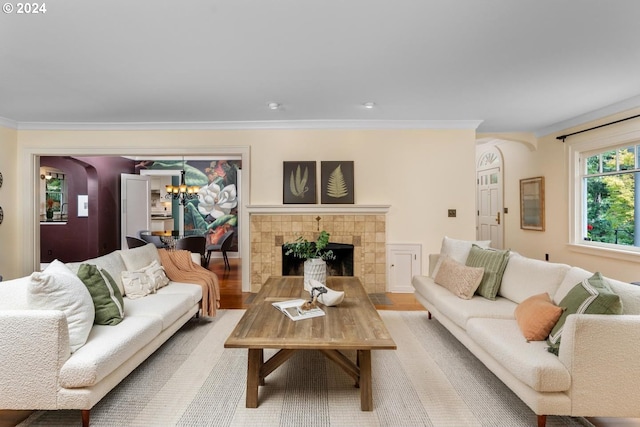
[477,167,503,249]
[120,173,151,248]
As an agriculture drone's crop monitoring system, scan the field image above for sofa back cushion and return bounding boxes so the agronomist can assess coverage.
[117,243,161,272]
[608,277,640,314]
[431,236,491,278]
[66,251,128,296]
[499,254,570,304]
[0,276,31,309]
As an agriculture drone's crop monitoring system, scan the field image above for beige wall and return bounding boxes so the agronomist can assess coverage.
[6,127,478,283]
[0,126,18,279]
[494,108,640,283]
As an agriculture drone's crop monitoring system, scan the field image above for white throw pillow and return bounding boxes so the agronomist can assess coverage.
[121,271,155,299]
[27,260,95,353]
[432,236,491,278]
[141,260,170,290]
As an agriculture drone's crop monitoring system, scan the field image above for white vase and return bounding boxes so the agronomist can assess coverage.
[304,258,326,291]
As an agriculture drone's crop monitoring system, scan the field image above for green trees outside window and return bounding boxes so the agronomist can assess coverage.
[583,145,638,246]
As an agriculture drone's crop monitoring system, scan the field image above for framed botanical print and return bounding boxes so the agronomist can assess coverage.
[283,161,317,204]
[520,176,545,231]
[321,161,354,204]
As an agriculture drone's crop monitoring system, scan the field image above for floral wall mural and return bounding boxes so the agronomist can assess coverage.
[136,159,241,250]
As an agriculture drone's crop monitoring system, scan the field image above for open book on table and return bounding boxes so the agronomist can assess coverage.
[272,299,325,321]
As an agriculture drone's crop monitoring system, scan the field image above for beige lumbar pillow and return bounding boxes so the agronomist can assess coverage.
[434,256,484,300]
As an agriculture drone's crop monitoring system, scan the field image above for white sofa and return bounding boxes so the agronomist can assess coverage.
[412,240,640,427]
[0,243,203,427]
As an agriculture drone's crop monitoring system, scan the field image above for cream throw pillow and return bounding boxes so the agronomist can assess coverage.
[27,260,95,353]
[434,256,485,300]
[141,260,170,290]
[121,271,155,299]
[121,260,170,298]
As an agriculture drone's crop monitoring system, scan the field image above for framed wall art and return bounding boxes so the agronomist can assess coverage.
[283,161,317,204]
[321,161,354,204]
[520,176,544,231]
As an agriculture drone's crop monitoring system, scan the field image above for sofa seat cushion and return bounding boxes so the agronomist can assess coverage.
[124,293,194,330]
[59,315,161,388]
[499,254,570,304]
[156,282,203,306]
[467,317,571,392]
[413,275,516,329]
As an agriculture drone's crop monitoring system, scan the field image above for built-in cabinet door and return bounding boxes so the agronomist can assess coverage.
[120,173,151,248]
[386,244,422,293]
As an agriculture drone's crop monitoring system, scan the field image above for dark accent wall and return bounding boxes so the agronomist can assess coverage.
[40,156,136,263]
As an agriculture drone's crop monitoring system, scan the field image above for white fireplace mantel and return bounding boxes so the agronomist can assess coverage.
[246,204,390,214]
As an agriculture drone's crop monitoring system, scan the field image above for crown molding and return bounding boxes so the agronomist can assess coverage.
[246,204,390,214]
[0,116,18,129]
[10,119,483,131]
[535,95,640,137]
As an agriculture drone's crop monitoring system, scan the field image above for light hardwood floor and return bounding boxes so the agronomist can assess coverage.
[1,258,637,427]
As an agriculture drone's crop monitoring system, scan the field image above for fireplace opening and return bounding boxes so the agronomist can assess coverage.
[282,243,354,277]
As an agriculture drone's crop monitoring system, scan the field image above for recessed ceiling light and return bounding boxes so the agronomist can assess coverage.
[363,102,376,109]
[268,102,280,110]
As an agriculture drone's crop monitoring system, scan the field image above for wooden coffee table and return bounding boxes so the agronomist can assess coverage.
[224,276,397,411]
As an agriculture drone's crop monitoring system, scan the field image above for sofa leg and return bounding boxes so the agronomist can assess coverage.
[537,414,546,427]
[428,311,432,320]
[81,409,90,427]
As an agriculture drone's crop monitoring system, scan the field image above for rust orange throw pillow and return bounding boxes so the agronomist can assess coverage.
[514,293,563,342]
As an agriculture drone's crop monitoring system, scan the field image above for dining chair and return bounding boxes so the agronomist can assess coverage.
[175,235,206,265]
[126,235,147,249]
[205,229,235,269]
[139,231,168,248]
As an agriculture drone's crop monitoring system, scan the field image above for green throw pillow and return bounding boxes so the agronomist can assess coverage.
[77,263,125,326]
[546,272,622,355]
[465,245,510,300]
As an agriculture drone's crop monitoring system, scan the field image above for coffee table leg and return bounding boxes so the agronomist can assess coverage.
[246,348,262,408]
[358,350,373,411]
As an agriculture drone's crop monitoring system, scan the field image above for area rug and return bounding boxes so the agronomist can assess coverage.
[19,310,593,427]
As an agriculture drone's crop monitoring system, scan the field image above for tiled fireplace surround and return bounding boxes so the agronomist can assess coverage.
[248,206,389,293]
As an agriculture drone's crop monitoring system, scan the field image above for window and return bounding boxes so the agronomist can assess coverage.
[580,144,638,248]
[41,170,66,221]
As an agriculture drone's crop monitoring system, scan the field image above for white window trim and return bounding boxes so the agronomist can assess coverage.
[567,121,640,262]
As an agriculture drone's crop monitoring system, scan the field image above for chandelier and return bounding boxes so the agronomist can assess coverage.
[164,158,200,206]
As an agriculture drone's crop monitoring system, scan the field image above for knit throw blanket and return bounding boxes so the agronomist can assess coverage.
[158,249,220,317]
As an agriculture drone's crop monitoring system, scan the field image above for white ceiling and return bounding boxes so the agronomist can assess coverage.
[2,0,640,134]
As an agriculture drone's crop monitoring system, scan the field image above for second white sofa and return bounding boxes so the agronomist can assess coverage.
[412,238,640,427]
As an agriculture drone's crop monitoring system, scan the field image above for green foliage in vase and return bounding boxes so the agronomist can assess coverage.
[283,230,335,261]
[326,164,348,198]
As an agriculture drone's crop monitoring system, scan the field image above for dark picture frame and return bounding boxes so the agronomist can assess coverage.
[520,176,545,231]
[321,161,354,204]
[283,161,317,204]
